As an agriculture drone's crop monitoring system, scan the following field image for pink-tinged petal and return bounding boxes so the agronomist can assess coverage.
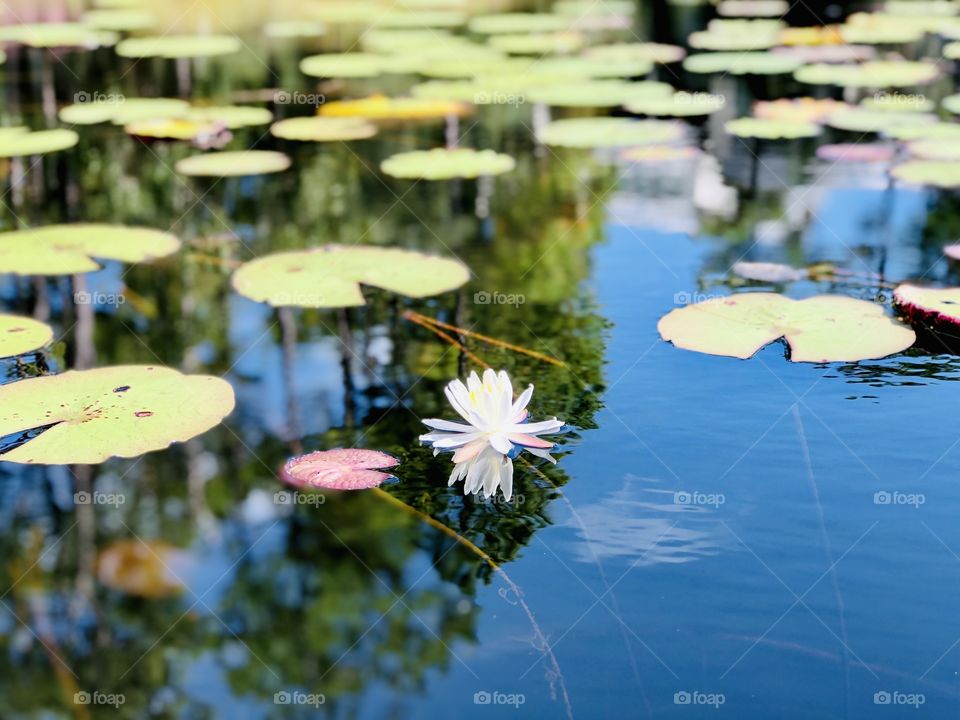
[452,439,485,463]
[489,432,513,454]
[422,418,475,432]
[508,433,554,449]
[281,449,398,490]
[510,385,533,418]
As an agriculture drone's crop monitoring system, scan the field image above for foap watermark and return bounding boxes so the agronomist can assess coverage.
[74,90,124,106]
[273,292,323,306]
[74,291,125,307]
[274,691,325,707]
[74,691,125,708]
[474,291,525,308]
[274,490,326,507]
[674,690,725,708]
[874,491,925,508]
[274,90,326,107]
[674,90,724,106]
[872,91,926,109]
[873,690,925,708]
[473,690,526,708]
[673,291,721,306]
[74,491,125,507]
[675,491,725,509]
[474,91,525,107]
[482,493,526,507]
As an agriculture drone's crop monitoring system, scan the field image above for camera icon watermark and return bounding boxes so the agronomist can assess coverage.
[674,90,724,106]
[274,490,326,507]
[74,291,126,307]
[74,491,125,508]
[673,291,720,306]
[674,690,725,708]
[473,690,526,707]
[74,90,125,106]
[474,91,525,108]
[674,491,725,509]
[274,690,325,707]
[274,90,326,107]
[872,91,926,109]
[873,491,925,508]
[74,691,125,707]
[473,291,525,308]
[873,690,925,707]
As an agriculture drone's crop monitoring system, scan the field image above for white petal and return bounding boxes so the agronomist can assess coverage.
[432,432,484,449]
[467,371,482,393]
[422,418,476,432]
[507,418,564,435]
[489,432,513,455]
[499,455,514,501]
[510,385,534,419]
[525,447,557,463]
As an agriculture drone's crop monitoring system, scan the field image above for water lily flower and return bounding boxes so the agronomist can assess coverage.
[419,369,565,500]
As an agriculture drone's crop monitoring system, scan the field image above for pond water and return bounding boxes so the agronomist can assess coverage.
[1,5,960,720]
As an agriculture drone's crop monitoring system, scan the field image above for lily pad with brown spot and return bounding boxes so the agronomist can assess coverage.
[0,366,235,465]
[0,315,54,358]
[658,293,916,362]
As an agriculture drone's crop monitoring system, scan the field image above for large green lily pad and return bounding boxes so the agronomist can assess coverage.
[683,51,802,75]
[795,61,939,88]
[231,245,470,308]
[0,315,54,358]
[0,366,235,465]
[115,35,241,58]
[381,148,515,179]
[891,160,960,188]
[725,117,822,139]
[0,128,78,157]
[0,224,181,276]
[264,20,327,39]
[175,151,291,177]
[538,117,685,148]
[270,117,377,142]
[658,293,916,362]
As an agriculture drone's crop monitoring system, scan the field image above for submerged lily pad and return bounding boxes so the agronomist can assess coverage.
[625,91,725,117]
[526,80,671,108]
[683,51,802,75]
[538,117,684,148]
[381,148,515,179]
[891,160,960,188]
[116,35,241,58]
[725,117,821,139]
[270,116,377,142]
[795,61,939,88]
[0,224,181,275]
[0,128,78,157]
[0,315,54,358]
[175,150,291,177]
[97,540,189,598]
[231,245,470,308]
[281,448,399,490]
[658,293,915,362]
[0,366,235,464]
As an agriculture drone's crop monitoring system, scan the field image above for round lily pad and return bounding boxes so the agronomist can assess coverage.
[941,95,960,115]
[0,366,235,465]
[468,13,569,35]
[906,139,960,161]
[795,61,939,88]
[584,42,685,64]
[826,109,935,133]
[683,51,802,75]
[381,148,515,179]
[838,23,924,44]
[59,97,190,126]
[0,128,78,157]
[231,245,470,308]
[175,151,291,177]
[891,160,960,188]
[270,116,377,142]
[886,121,960,141]
[732,261,810,282]
[658,293,915,362]
[0,224,181,276]
[534,56,653,78]
[124,117,221,141]
[621,145,700,163]
[115,35,241,59]
[281,448,399,490]
[946,41,960,59]
[0,315,54,358]
[487,31,583,55]
[725,117,822,139]
[773,44,876,64]
[688,19,782,51]
[0,23,116,48]
[895,284,960,331]
[362,29,453,52]
[539,117,684,148]
[318,94,470,120]
[300,53,392,78]
[526,80,672,108]
[625,91,725,117]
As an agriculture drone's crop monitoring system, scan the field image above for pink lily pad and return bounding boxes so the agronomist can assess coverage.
[281,448,399,490]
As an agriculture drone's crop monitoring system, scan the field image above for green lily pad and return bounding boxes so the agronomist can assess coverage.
[725,117,821,139]
[381,148,515,179]
[907,139,960,161]
[526,80,672,108]
[411,79,538,104]
[658,293,915,362]
[487,32,583,55]
[717,0,789,16]
[860,93,935,113]
[175,151,291,177]
[826,108,935,133]
[941,94,960,115]
[0,366,235,465]
[885,1,959,16]
[0,23,116,48]
[186,105,273,128]
[0,224,181,276]
[0,128,78,157]
[468,13,569,35]
[688,19,783,51]
[886,121,960,141]
[585,42,685,64]
[795,61,939,88]
[115,35,241,59]
[82,9,156,31]
[839,24,925,44]
[59,97,190,125]
[891,160,960,188]
[625,90,725,117]
[270,116,377,142]
[538,117,684,148]
[0,315,54,358]
[683,51,802,75]
[300,52,394,78]
[534,56,653,78]
[945,41,960,59]
[231,245,470,308]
